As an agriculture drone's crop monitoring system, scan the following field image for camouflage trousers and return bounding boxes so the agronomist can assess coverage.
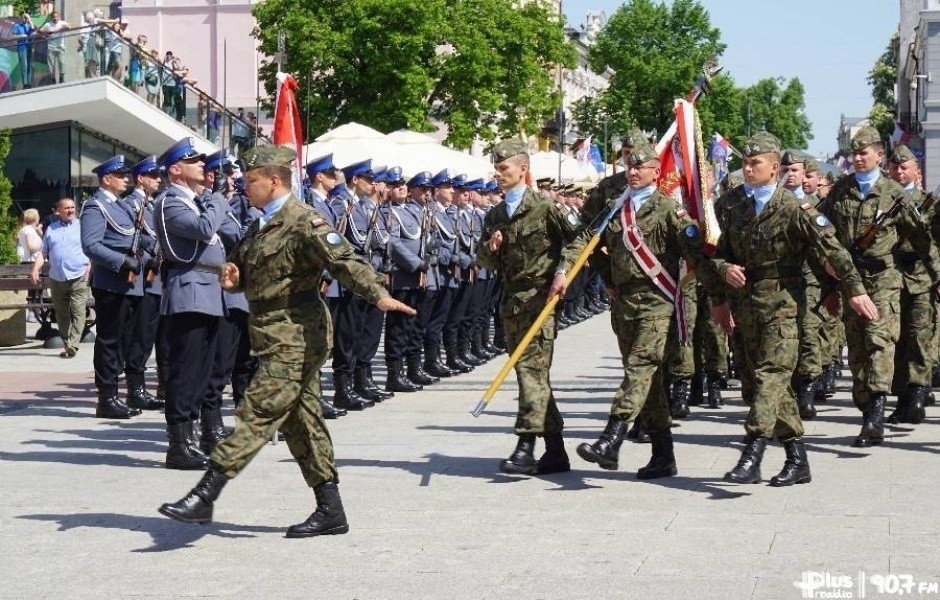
[844,284,900,411]
[693,289,728,375]
[610,307,672,434]
[211,353,337,488]
[796,283,827,380]
[732,297,803,440]
[666,277,697,380]
[891,287,936,391]
[502,308,564,435]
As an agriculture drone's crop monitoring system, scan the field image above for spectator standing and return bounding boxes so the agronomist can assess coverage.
[231,108,250,156]
[11,13,35,89]
[104,22,130,81]
[128,34,148,93]
[143,48,162,106]
[39,11,70,85]
[30,199,91,358]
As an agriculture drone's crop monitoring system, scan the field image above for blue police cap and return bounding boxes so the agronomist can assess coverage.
[451,174,469,189]
[341,159,373,181]
[372,165,388,184]
[407,171,433,188]
[130,155,159,178]
[328,184,355,203]
[430,169,452,188]
[305,153,336,177]
[384,166,404,185]
[465,178,485,192]
[92,155,131,177]
[484,180,500,193]
[204,149,232,172]
[158,137,206,170]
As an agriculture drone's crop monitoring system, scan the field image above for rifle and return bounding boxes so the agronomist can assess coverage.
[417,204,429,290]
[451,208,462,282]
[127,202,145,285]
[919,192,936,215]
[363,202,380,264]
[466,208,477,284]
[381,205,397,288]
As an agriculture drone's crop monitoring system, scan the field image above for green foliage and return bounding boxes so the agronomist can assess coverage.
[0,131,18,265]
[739,77,813,149]
[868,31,899,142]
[252,0,575,148]
[9,1,37,16]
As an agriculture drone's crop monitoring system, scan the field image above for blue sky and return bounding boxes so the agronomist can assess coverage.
[563,0,899,157]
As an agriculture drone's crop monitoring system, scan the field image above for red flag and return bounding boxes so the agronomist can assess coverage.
[273,72,304,194]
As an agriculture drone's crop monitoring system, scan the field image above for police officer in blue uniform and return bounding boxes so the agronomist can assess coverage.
[444,175,479,369]
[80,155,144,419]
[121,155,166,411]
[154,138,228,470]
[465,179,499,360]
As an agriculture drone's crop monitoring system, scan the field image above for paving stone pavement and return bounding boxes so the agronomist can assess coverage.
[2,316,940,600]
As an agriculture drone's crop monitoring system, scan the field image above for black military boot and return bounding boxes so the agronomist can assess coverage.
[669,379,691,419]
[706,371,723,409]
[795,377,817,420]
[536,432,570,474]
[407,355,439,386]
[445,344,473,373]
[853,394,886,448]
[365,366,395,401]
[385,359,423,392]
[492,325,507,351]
[556,308,572,330]
[319,397,346,419]
[576,417,627,470]
[424,345,456,378]
[769,437,812,486]
[626,419,650,443]
[159,468,228,524]
[333,373,374,410]
[471,331,496,361]
[166,421,209,470]
[459,340,485,367]
[907,385,927,424]
[199,408,228,456]
[724,435,767,484]
[688,371,706,406]
[125,373,165,411]
[887,391,912,425]
[353,366,386,402]
[285,481,350,538]
[636,430,678,480]
[499,433,538,475]
[95,388,140,419]
[816,367,834,403]
[481,328,500,356]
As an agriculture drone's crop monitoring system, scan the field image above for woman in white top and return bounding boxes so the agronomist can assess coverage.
[15,208,44,322]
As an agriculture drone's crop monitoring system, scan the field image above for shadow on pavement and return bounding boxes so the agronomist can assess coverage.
[19,512,283,552]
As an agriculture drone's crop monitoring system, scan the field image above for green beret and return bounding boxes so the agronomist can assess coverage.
[628,138,659,167]
[890,144,916,164]
[742,132,781,157]
[241,145,296,171]
[780,151,805,166]
[804,157,819,173]
[851,126,882,151]
[492,139,529,163]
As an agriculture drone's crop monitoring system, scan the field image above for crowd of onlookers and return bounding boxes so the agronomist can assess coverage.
[6,7,264,145]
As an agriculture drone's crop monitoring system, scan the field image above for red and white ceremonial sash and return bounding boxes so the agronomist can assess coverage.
[620,197,689,344]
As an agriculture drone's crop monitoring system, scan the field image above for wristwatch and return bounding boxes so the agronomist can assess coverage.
[554,268,567,276]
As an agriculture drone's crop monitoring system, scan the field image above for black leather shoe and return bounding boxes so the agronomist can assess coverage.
[199,408,228,456]
[536,432,570,474]
[285,482,350,538]
[407,356,439,386]
[353,367,385,402]
[445,347,473,373]
[576,417,626,470]
[166,421,209,470]
[159,468,228,524]
[499,434,538,475]
[724,435,767,484]
[424,346,456,378]
[126,386,165,411]
[769,437,811,486]
[333,373,375,410]
[636,430,678,480]
[385,359,423,392]
[319,398,346,419]
[364,366,395,400]
[96,394,139,419]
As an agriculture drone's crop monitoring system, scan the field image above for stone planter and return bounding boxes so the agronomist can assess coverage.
[0,290,27,347]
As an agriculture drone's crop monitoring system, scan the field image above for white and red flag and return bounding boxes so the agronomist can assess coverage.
[272,72,304,196]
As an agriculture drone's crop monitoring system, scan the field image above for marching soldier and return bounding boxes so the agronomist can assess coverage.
[80,155,144,419]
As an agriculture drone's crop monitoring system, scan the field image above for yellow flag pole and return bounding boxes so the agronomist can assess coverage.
[470,192,627,418]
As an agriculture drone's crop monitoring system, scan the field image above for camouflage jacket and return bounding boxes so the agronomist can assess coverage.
[477,187,580,316]
[892,188,940,294]
[228,196,389,360]
[711,185,866,317]
[562,185,722,319]
[818,173,940,293]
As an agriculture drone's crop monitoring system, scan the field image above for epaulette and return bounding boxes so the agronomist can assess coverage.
[676,208,687,218]
[311,217,326,227]
[800,203,812,212]
[554,202,565,210]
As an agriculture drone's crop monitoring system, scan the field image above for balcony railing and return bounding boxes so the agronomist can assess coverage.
[1,21,270,152]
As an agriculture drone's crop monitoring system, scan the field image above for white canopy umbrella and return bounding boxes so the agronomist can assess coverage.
[529,151,600,184]
[387,129,493,180]
[301,122,423,175]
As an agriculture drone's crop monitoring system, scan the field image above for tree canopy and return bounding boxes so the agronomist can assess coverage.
[252,0,575,148]
[0,131,18,264]
[867,30,899,142]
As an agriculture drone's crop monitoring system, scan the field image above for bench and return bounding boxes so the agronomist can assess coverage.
[0,264,96,347]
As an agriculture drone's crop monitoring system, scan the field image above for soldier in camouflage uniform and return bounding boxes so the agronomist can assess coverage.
[818,127,940,447]
[476,139,581,476]
[555,139,722,478]
[710,132,877,486]
[888,144,937,424]
[159,146,416,537]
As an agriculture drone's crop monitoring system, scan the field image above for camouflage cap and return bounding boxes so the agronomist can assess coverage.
[491,139,528,163]
[850,126,882,151]
[623,127,645,148]
[804,157,819,173]
[780,151,805,166]
[742,132,781,157]
[628,138,659,167]
[241,145,296,171]
[890,143,916,164]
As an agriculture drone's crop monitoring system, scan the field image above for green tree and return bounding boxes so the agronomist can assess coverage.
[739,77,813,150]
[0,131,18,265]
[252,0,574,148]
[867,30,899,142]
[577,0,725,142]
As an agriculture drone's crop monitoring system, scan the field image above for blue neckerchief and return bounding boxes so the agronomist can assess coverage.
[904,182,916,197]
[259,193,291,228]
[788,186,805,200]
[629,185,656,213]
[504,186,525,217]
[855,169,880,197]
[744,183,776,216]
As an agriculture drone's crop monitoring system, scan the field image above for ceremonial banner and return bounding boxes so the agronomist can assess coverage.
[272,72,304,196]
